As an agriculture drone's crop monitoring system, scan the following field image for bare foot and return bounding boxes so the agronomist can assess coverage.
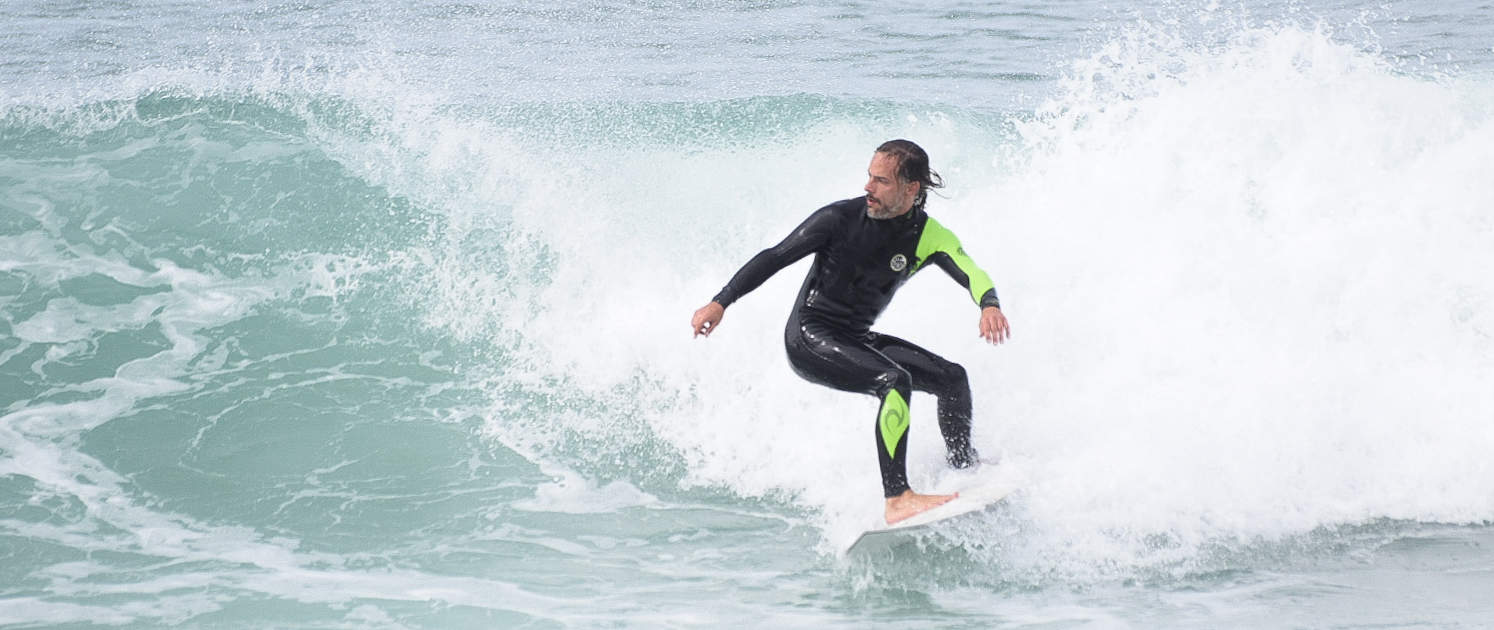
[884,489,958,525]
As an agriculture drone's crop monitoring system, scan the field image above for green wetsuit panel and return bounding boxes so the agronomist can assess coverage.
[914,216,999,308]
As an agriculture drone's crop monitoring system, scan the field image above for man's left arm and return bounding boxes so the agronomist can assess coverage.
[917,218,1011,344]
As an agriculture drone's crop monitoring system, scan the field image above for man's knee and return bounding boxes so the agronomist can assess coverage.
[874,366,913,395]
[947,362,968,386]
[933,361,968,397]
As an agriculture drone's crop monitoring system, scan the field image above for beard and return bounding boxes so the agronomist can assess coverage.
[865,195,906,219]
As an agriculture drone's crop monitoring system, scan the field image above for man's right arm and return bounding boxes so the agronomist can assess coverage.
[692,205,840,337]
[710,205,839,308]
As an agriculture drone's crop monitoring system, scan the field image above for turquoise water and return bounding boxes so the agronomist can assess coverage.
[4,1,1494,627]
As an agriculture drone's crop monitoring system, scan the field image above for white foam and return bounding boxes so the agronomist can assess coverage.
[223,13,1494,576]
[952,22,1494,577]
[513,466,659,514]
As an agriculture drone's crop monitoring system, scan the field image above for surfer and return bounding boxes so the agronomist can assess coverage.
[690,139,1011,525]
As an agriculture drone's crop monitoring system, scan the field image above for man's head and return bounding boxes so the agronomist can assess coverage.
[864,139,943,219]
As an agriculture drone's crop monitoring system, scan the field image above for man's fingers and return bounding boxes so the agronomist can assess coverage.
[979,315,1009,344]
[691,303,725,339]
[692,314,718,338]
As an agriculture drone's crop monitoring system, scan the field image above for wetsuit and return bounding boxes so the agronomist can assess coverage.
[711,196,1001,497]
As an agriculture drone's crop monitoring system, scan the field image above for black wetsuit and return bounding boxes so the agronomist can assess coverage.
[712,196,1001,497]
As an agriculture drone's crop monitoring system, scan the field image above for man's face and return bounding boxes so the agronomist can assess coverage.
[864,152,920,219]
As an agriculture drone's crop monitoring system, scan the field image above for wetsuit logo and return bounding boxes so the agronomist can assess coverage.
[879,390,910,458]
[889,254,907,272]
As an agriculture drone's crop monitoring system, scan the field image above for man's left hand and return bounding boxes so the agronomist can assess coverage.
[979,306,1010,345]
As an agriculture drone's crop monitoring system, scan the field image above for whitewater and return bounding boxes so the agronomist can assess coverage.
[3,1,1494,627]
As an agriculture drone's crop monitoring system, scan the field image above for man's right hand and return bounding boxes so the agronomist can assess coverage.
[691,302,725,338]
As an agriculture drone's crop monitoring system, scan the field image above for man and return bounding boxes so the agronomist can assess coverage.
[690,139,1011,524]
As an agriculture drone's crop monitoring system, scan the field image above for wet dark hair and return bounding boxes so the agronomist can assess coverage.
[875,139,943,208]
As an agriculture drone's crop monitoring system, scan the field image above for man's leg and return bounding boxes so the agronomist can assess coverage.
[868,332,982,468]
[784,320,953,522]
[873,387,912,497]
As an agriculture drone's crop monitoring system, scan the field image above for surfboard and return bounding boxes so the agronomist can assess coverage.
[843,465,1018,555]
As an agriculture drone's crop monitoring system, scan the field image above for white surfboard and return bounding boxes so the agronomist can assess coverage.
[843,465,1018,555]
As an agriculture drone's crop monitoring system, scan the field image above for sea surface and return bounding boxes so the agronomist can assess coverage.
[4,1,1494,627]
